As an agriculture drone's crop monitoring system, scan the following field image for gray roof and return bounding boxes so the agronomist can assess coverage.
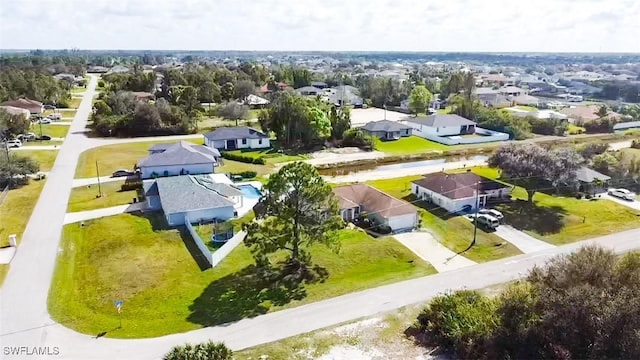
[407,114,476,128]
[613,121,640,131]
[295,86,324,94]
[192,176,243,197]
[138,141,219,168]
[155,176,235,214]
[362,120,411,133]
[143,179,159,196]
[474,87,499,95]
[204,127,268,141]
[576,167,611,183]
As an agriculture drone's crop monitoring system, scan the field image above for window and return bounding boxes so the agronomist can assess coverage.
[258,139,262,145]
[242,138,247,145]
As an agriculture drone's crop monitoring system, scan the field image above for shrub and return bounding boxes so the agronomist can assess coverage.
[121,181,141,191]
[342,128,374,150]
[632,139,640,149]
[215,101,249,120]
[230,171,257,179]
[221,151,266,165]
[97,80,105,88]
[164,341,233,360]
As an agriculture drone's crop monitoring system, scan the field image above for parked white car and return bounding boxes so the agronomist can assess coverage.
[36,118,52,124]
[608,188,636,201]
[478,208,505,222]
[475,214,500,229]
[47,114,61,120]
[4,139,22,148]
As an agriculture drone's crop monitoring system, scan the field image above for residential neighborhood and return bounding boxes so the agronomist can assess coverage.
[1,6,640,359]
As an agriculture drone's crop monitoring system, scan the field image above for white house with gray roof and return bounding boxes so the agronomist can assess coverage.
[143,175,243,226]
[204,126,270,150]
[361,120,412,140]
[406,114,477,138]
[137,141,220,179]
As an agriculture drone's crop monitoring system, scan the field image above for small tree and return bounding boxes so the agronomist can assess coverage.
[244,162,343,272]
[215,102,249,125]
[408,84,433,115]
[163,341,232,360]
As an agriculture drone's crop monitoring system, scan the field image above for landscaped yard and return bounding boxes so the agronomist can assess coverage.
[67,181,138,212]
[30,124,70,138]
[224,148,309,164]
[197,117,258,132]
[0,179,47,247]
[48,213,435,338]
[217,159,273,177]
[22,141,64,147]
[373,136,448,155]
[75,140,203,178]
[515,105,537,112]
[367,176,522,262]
[71,87,86,94]
[16,150,59,171]
[567,124,586,135]
[469,167,640,245]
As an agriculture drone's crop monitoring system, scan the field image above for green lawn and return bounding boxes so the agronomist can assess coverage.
[67,181,137,212]
[0,264,7,287]
[469,167,640,245]
[0,179,47,247]
[197,117,258,132]
[75,140,202,178]
[373,136,448,155]
[436,106,454,114]
[217,159,273,177]
[30,124,70,138]
[567,124,586,135]
[48,213,435,338]
[515,105,537,112]
[22,141,64,147]
[16,150,59,171]
[71,87,86,94]
[367,176,522,262]
[224,148,309,164]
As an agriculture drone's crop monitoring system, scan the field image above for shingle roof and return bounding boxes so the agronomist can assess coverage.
[362,120,411,133]
[0,106,31,118]
[295,86,324,94]
[204,127,268,141]
[143,179,159,196]
[474,87,499,95]
[138,141,219,167]
[412,172,509,200]
[155,176,235,214]
[333,184,416,217]
[576,167,611,183]
[192,175,243,197]
[1,98,43,108]
[407,114,476,128]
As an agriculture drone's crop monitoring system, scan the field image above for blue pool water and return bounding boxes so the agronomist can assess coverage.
[238,184,262,199]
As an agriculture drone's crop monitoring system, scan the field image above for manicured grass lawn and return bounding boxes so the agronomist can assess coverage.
[66,97,82,109]
[469,167,640,245]
[16,150,59,171]
[225,148,309,164]
[436,106,454,114]
[48,214,435,338]
[30,124,70,138]
[515,105,537,112]
[217,159,273,177]
[71,87,86,94]
[22,141,63,147]
[373,136,448,155]
[197,117,258,132]
[75,140,202,178]
[0,179,46,247]
[367,176,522,262]
[67,181,137,212]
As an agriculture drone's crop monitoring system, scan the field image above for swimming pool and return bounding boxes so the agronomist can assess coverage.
[238,184,262,199]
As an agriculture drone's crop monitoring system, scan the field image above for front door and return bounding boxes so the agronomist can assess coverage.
[226,139,237,149]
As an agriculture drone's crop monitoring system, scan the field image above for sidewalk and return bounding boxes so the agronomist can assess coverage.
[63,204,131,225]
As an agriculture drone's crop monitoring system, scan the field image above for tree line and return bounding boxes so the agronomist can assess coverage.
[0,68,73,107]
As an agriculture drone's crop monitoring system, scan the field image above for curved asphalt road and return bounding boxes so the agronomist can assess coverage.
[1,76,640,359]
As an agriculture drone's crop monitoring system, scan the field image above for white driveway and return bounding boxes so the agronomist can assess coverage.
[603,193,640,211]
[393,232,476,272]
[493,225,555,253]
[71,175,125,188]
[11,145,60,151]
[63,204,131,225]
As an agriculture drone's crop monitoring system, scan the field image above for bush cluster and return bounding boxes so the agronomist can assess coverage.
[221,152,266,165]
[229,171,257,179]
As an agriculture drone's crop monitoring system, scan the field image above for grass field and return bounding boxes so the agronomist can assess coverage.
[30,124,70,138]
[71,87,86,94]
[217,159,273,177]
[197,117,259,132]
[470,167,640,245]
[22,141,64,147]
[48,213,435,338]
[75,140,203,178]
[0,179,46,247]
[67,181,137,212]
[224,148,309,164]
[367,176,522,262]
[515,105,537,112]
[567,124,586,135]
[373,136,448,155]
[15,150,59,171]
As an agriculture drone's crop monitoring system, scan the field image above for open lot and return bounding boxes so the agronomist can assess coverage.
[67,181,137,212]
[471,167,640,245]
[30,124,70,138]
[197,117,259,132]
[224,148,309,164]
[373,135,447,155]
[48,213,435,338]
[15,150,59,171]
[367,176,522,262]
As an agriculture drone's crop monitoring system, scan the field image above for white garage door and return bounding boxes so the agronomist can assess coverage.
[387,213,417,231]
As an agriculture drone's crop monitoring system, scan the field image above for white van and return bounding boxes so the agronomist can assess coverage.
[475,214,500,229]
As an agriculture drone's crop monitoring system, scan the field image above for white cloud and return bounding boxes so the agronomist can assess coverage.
[0,0,638,52]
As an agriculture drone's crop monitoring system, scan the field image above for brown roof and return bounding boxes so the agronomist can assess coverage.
[0,105,30,117]
[131,92,155,101]
[333,184,416,218]
[412,172,509,200]
[1,98,43,111]
[559,105,620,122]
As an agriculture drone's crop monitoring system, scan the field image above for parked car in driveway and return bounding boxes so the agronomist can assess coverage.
[473,214,500,230]
[112,169,134,177]
[17,132,37,142]
[608,188,636,201]
[43,104,56,110]
[479,208,504,222]
[37,135,52,141]
[36,118,52,124]
[3,139,22,148]
[47,114,61,120]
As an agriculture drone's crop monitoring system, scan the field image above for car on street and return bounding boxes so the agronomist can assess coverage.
[112,169,134,177]
[479,208,505,222]
[43,104,56,110]
[37,135,52,141]
[47,114,61,120]
[17,133,37,142]
[4,139,22,148]
[608,188,636,201]
[36,118,52,124]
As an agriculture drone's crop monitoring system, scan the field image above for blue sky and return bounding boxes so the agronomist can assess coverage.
[1,0,639,52]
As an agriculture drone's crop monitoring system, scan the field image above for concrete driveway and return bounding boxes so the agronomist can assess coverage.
[493,225,555,253]
[393,232,476,272]
[603,193,640,211]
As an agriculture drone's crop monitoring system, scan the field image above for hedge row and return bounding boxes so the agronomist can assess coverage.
[221,151,266,165]
[230,171,257,179]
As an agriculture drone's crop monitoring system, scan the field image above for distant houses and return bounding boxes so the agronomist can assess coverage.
[405,114,509,145]
[1,98,43,114]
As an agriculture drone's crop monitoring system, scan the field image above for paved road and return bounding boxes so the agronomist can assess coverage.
[603,193,640,211]
[2,228,640,360]
[494,225,556,253]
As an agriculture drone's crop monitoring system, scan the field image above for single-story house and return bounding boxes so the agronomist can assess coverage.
[576,166,611,194]
[613,121,640,132]
[243,94,270,108]
[0,105,31,120]
[1,98,43,114]
[333,184,418,232]
[296,86,324,96]
[499,86,528,97]
[559,105,622,122]
[143,175,242,226]
[411,171,512,213]
[131,92,155,101]
[511,94,539,107]
[137,141,221,179]
[204,126,270,150]
[326,86,364,107]
[478,93,512,108]
[87,65,109,73]
[406,114,476,138]
[361,120,412,140]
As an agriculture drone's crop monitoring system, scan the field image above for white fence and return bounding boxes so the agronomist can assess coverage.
[184,216,247,268]
[417,127,509,145]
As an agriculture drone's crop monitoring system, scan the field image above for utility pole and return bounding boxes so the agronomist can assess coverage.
[95,160,102,198]
[4,140,11,189]
[472,181,480,247]
[39,119,43,142]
